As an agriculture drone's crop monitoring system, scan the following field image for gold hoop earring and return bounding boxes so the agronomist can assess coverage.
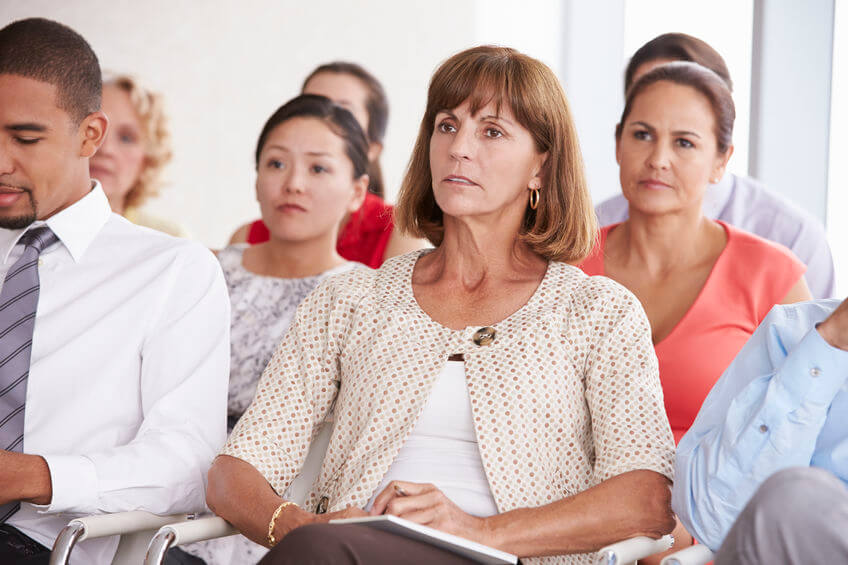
[529,187,540,210]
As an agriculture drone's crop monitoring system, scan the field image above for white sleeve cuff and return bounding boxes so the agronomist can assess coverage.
[38,453,99,514]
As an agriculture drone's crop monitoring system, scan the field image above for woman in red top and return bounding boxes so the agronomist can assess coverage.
[580,62,811,561]
[581,61,811,441]
[231,62,424,267]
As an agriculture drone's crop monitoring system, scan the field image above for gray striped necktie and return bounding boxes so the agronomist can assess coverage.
[0,226,58,523]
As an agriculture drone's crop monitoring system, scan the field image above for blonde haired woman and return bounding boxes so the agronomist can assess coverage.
[207,46,675,564]
[89,73,188,237]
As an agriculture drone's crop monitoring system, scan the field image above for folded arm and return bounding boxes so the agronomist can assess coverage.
[673,299,848,550]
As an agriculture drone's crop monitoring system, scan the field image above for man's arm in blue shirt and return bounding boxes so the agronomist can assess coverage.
[671,299,848,550]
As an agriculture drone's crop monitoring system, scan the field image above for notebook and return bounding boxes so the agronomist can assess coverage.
[329,514,518,564]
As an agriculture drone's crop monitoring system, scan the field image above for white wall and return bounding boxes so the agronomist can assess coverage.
[0,1,575,248]
[560,0,626,206]
[1,1,479,246]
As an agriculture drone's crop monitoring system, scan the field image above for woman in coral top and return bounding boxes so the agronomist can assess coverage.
[582,61,811,443]
[231,62,425,267]
[580,61,812,562]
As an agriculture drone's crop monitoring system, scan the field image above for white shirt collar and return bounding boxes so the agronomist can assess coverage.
[0,181,113,264]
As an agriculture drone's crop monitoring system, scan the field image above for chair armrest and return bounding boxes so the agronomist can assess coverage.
[595,535,675,565]
[50,511,191,565]
[660,544,715,565]
[145,515,238,565]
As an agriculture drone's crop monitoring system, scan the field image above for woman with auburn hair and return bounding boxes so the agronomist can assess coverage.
[89,73,189,237]
[230,61,425,267]
[207,46,675,564]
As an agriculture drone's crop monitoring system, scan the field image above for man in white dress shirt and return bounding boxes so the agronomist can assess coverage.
[0,18,229,564]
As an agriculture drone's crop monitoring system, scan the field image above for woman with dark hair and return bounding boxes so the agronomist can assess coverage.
[207,46,675,565]
[230,61,425,267]
[181,94,369,565]
[596,33,835,299]
[580,61,811,560]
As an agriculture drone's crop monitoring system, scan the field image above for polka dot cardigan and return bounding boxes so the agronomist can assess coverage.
[222,251,675,564]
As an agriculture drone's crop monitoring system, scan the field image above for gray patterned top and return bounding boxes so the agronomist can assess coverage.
[219,244,359,424]
[182,245,358,565]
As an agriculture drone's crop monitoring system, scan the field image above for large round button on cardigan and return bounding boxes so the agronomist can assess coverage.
[472,326,496,346]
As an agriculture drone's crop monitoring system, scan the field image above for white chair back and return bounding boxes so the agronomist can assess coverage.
[284,420,334,505]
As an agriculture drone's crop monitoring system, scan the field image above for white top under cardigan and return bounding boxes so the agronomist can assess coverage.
[367,361,499,517]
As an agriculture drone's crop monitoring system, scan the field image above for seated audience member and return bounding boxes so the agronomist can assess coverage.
[580,61,811,562]
[89,73,189,237]
[673,296,848,564]
[230,61,425,267]
[595,33,836,299]
[0,18,229,565]
[181,95,368,564]
[580,62,811,443]
[206,45,676,565]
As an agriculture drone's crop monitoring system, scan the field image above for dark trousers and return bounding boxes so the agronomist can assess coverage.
[259,523,479,565]
[0,525,49,564]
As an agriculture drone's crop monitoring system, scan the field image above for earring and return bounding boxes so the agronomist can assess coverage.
[529,187,540,210]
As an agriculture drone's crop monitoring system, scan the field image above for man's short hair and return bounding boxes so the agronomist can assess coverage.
[0,18,101,123]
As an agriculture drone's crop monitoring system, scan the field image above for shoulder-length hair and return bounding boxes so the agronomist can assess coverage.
[395,45,596,263]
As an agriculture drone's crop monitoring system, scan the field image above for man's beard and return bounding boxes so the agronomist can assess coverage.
[0,190,37,229]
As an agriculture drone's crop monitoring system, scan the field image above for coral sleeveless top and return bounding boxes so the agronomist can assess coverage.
[580,221,805,442]
[246,192,394,269]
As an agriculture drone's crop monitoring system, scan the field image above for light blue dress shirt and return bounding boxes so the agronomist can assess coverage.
[672,299,848,550]
[595,173,836,299]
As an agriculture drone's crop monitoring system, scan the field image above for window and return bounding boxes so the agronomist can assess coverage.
[828,0,846,295]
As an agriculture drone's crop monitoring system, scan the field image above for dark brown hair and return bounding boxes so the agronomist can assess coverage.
[624,33,732,94]
[303,62,389,198]
[616,62,735,153]
[0,18,102,123]
[395,46,596,263]
[255,94,369,179]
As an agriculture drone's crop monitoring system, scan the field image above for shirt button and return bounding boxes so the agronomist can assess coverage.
[37,258,44,267]
[472,327,496,346]
[759,424,769,433]
[316,496,329,514]
[810,367,822,377]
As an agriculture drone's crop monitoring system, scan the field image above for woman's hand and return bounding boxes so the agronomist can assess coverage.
[317,505,370,523]
[369,481,491,544]
[272,504,369,545]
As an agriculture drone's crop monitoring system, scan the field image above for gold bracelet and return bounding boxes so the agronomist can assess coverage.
[267,501,297,547]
